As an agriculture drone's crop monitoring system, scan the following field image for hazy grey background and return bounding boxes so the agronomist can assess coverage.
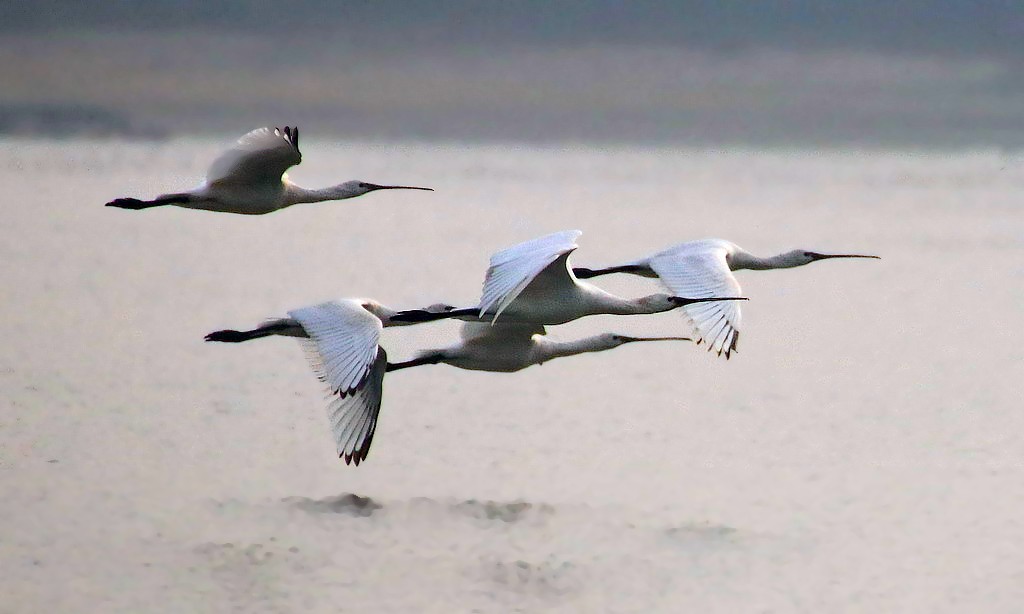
[1,0,1022,146]
[4,3,1024,612]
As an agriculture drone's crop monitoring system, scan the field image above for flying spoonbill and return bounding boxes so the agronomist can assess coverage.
[204,298,453,465]
[391,230,747,326]
[387,321,692,373]
[106,126,433,214]
[207,301,692,464]
[573,239,879,359]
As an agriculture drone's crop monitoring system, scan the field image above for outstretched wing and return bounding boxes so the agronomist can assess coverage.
[288,299,384,465]
[321,349,387,466]
[478,230,582,322]
[206,126,302,186]
[648,242,743,359]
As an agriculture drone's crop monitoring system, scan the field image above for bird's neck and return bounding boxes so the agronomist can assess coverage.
[285,183,360,205]
[363,303,400,326]
[730,249,802,271]
[537,336,616,362]
[590,288,675,316]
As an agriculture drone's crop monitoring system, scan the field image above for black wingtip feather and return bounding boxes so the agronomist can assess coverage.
[340,421,376,467]
[277,125,300,152]
[342,448,367,466]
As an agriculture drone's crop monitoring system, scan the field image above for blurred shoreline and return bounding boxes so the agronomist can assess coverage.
[2,27,1022,149]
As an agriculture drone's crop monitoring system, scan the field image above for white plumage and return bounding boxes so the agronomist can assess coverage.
[205,298,454,465]
[391,230,746,327]
[205,296,693,463]
[205,126,303,189]
[647,240,744,358]
[388,321,691,374]
[478,230,582,320]
[574,238,879,359]
[106,126,433,215]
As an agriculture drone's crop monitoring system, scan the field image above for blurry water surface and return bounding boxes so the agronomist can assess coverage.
[1,137,1022,612]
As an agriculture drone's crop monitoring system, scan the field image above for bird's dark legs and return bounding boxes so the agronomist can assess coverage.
[105,193,191,210]
[205,321,296,343]
[389,307,478,323]
[386,353,446,372]
[572,264,650,279]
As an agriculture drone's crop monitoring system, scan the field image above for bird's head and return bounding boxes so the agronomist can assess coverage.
[788,249,881,266]
[599,333,632,348]
[346,180,434,197]
[639,294,748,313]
[644,294,685,312]
[598,333,693,349]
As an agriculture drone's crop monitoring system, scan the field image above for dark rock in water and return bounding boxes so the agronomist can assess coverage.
[284,493,383,517]
[453,498,555,523]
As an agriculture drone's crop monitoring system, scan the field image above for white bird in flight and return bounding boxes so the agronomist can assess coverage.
[387,321,691,373]
[204,298,455,465]
[206,299,691,464]
[391,230,747,326]
[106,126,433,214]
[572,238,879,359]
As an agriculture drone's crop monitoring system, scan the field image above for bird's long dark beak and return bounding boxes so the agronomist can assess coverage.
[366,183,434,192]
[618,336,692,343]
[671,296,749,306]
[811,253,880,260]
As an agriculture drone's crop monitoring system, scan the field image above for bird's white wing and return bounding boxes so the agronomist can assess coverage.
[206,126,302,186]
[478,230,582,321]
[648,244,743,359]
[460,321,546,342]
[321,349,386,466]
[288,300,384,465]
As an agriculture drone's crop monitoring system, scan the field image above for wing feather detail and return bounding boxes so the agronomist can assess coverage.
[288,300,385,464]
[648,244,743,359]
[322,349,386,466]
[478,230,582,322]
[206,126,302,186]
